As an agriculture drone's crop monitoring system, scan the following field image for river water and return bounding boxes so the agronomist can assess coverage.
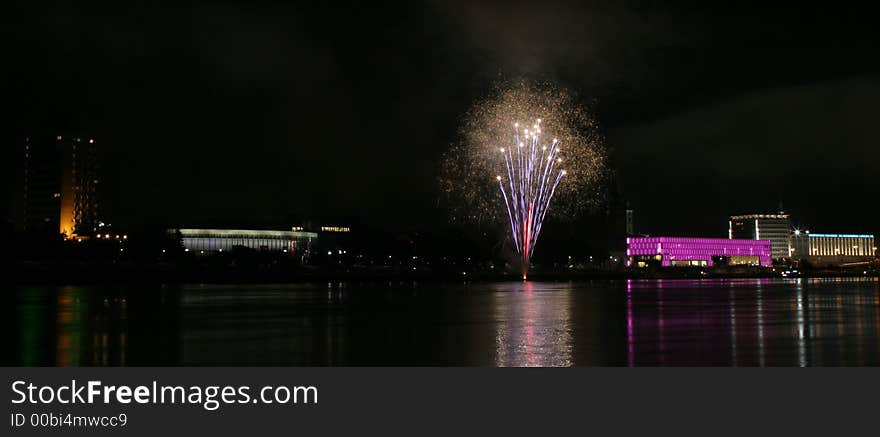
[6,278,879,366]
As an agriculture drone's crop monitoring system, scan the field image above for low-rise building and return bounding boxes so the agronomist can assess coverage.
[170,228,317,256]
[627,237,772,268]
[791,232,875,265]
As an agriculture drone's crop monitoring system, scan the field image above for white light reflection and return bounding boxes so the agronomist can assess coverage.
[808,284,821,364]
[756,283,766,367]
[493,282,573,367]
[729,287,738,366]
[626,280,634,367]
[854,287,865,364]
[836,294,845,363]
[795,279,806,367]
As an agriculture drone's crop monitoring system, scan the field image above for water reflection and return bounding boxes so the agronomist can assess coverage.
[5,278,880,366]
[795,280,806,367]
[728,286,738,366]
[756,282,765,367]
[7,286,179,366]
[620,278,880,366]
[492,282,573,367]
[176,284,354,365]
[9,287,129,366]
[627,281,634,367]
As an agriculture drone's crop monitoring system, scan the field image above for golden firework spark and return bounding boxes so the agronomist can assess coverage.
[439,81,606,278]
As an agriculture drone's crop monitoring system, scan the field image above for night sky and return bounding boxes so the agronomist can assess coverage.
[6,1,879,238]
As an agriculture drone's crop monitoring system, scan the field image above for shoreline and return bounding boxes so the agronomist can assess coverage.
[9,263,878,286]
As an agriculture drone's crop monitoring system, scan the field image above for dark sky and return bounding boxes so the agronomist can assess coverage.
[6,1,879,237]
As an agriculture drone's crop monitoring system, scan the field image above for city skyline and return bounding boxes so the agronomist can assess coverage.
[5,0,880,389]
[9,132,875,252]
[4,1,879,239]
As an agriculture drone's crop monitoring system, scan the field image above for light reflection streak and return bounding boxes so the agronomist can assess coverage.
[657,288,665,366]
[875,284,880,359]
[836,294,845,363]
[626,280,634,367]
[493,282,573,367]
[854,290,864,364]
[795,279,806,367]
[56,287,77,366]
[756,283,765,367]
[809,286,822,365]
[729,287,738,366]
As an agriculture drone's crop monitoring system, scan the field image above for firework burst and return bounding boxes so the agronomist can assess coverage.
[498,118,567,279]
[440,82,605,279]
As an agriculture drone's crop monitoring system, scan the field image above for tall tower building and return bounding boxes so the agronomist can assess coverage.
[729,213,791,260]
[23,135,99,238]
[625,208,635,235]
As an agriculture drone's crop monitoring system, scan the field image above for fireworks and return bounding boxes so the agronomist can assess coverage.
[498,118,567,279]
[440,82,605,279]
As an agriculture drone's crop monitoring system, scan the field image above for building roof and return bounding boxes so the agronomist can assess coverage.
[730,214,789,220]
[627,236,771,245]
[173,228,318,239]
[804,233,874,238]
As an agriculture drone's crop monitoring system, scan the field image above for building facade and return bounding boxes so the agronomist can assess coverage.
[627,237,772,267]
[729,214,791,260]
[791,233,875,259]
[23,135,99,238]
[172,228,317,255]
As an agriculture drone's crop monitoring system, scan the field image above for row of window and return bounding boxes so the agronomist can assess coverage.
[181,237,312,252]
[794,237,875,257]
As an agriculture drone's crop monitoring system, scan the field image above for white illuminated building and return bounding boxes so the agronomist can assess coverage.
[171,228,317,253]
[729,214,792,260]
[791,232,875,258]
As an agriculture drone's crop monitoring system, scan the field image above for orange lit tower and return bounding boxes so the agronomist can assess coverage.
[23,135,99,238]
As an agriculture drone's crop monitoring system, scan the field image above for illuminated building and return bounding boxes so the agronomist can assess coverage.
[287,221,353,255]
[626,237,772,267]
[729,214,791,260]
[23,135,99,238]
[171,228,317,254]
[791,232,875,259]
[311,224,352,256]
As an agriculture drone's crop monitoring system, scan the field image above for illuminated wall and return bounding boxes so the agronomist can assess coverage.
[24,135,98,238]
[59,150,75,237]
[730,214,791,259]
[791,233,875,258]
[60,136,98,237]
[173,229,317,255]
[627,237,772,267]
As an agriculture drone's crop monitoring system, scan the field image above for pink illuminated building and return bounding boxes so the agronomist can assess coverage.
[626,237,772,267]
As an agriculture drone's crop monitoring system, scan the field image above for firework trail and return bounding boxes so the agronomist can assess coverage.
[497,119,568,279]
[439,81,605,279]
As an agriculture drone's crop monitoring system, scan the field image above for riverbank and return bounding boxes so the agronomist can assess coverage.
[9,260,878,285]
